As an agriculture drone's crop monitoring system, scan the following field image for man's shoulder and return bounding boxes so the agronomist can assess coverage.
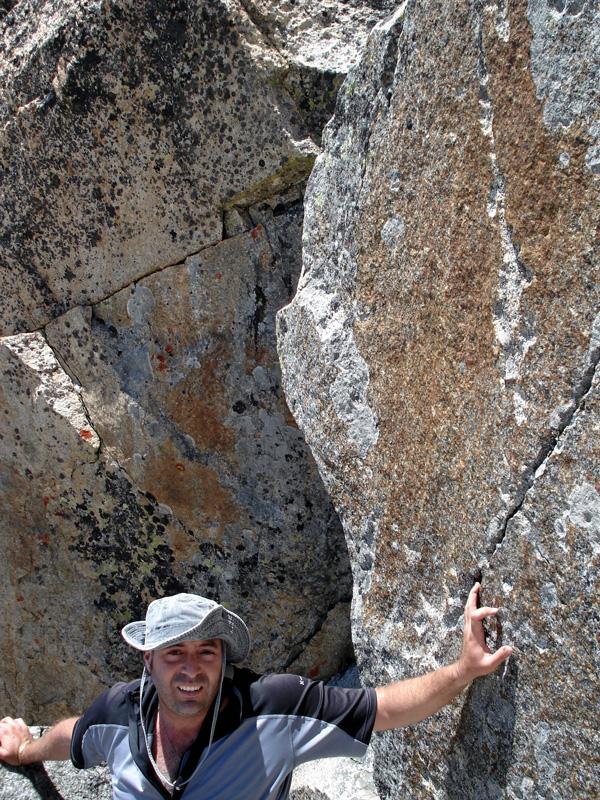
[80,678,140,727]
[231,667,374,723]
[71,679,138,768]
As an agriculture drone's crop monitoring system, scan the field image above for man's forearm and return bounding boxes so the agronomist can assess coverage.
[374,662,468,731]
[18,718,78,763]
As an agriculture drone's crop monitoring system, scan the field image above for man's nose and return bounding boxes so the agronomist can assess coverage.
[180,653,202,676]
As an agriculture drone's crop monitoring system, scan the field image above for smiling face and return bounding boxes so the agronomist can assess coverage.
[144,638,223,726]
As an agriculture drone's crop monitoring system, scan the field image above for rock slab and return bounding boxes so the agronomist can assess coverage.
[278,1,599,797]
[0,0,399,722]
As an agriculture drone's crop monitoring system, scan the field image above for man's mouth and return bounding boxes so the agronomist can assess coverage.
[176,684,203,694]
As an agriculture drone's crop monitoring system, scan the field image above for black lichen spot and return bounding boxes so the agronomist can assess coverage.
[69,466,182,628]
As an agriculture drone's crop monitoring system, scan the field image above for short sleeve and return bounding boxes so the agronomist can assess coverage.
[71,682,131,769]
[249,673,377,765]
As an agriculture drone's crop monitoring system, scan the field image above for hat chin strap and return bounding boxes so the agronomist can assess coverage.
[139,649,226,790]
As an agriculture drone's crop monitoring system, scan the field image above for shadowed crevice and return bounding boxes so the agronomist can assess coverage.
[445,659,518,800]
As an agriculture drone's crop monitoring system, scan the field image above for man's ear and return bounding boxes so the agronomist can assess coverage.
[144,652,153,674]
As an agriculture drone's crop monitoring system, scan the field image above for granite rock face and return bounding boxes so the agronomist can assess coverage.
[290,750,378,800]
[0,728,111,800]
[0,0,313,333]
[0,190,354,722]
[278,1,599,797]
[0,0,398,725]
[0,0,397,334]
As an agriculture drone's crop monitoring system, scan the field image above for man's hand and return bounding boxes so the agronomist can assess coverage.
[454,582,513,686]
[0,716,78,764]
[374,582,513,731]
[0,717,33,766]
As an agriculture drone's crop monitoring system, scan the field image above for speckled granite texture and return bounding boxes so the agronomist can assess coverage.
[0,0,397,725]
[278,1,599,797]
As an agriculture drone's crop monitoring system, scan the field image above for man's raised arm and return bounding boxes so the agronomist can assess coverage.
[374,582,513,731]
[0,716,78,765]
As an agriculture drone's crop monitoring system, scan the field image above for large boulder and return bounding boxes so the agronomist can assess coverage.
[0,191,354,721]
[0,0,398,724]
[0,0,397,334]
[278,1,599,797]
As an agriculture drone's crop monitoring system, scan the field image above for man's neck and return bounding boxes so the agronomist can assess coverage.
[156,707,206,752]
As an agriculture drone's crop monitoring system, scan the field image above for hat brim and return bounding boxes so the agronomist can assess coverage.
[121,605,250,663]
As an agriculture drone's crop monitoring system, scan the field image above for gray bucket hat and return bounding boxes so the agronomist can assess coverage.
[121,593,250,663]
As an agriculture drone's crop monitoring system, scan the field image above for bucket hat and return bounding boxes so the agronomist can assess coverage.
[121,593,250,663]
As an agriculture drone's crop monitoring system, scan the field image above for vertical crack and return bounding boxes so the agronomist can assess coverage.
[485,336,600,564]
[40,329,104,484]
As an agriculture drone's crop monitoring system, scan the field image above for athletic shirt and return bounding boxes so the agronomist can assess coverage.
[71,667,377,800]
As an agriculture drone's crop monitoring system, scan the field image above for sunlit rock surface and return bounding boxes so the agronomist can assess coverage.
[278,1,599,797]
[0,0,397,334]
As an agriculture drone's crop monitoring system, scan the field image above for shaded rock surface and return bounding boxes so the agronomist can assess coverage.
[278,1,599,798]
[0,187,353,722]
[0,0,398,727]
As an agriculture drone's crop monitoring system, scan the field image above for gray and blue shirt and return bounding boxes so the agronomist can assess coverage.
[71,667,377,799]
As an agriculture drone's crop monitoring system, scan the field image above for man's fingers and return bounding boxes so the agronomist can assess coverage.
[484,646,513,671]
[471,606,498,621]
[466,582,480,610]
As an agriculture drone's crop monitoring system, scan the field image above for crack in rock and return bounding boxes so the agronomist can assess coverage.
[484,321,600,567]
[41,329,101,452]
[2,330,101,456]
[282,596,352,671]
[18,179,307,338]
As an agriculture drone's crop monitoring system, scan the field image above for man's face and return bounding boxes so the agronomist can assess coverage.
[144,638,223,723]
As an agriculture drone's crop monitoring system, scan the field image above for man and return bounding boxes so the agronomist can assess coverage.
[0,584,511,799]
